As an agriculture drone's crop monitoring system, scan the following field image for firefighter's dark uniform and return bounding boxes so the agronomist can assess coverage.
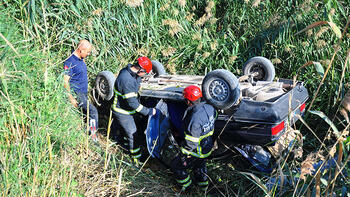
[171,102,217,191]
[112,64,152,160]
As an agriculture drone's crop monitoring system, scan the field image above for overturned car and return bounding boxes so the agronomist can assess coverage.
[94,57,309,171]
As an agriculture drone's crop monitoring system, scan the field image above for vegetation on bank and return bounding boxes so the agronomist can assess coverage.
[0,0,349,196]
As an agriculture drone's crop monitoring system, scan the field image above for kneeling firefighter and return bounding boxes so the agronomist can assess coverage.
[171,85,217,191]
[111,57,156,164]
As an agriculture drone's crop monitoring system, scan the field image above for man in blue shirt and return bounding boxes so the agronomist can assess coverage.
[63,40,98,142]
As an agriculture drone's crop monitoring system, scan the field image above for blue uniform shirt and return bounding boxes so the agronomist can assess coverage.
[63,54,88,94]
[181,102,217,158]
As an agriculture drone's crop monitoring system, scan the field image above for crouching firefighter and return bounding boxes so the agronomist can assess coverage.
[111,56,156,165]
[170,85,217,192]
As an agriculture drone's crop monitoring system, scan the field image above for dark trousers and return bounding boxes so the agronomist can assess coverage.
[76,92,99,132]
[170,153,208,190]
[112,111,141,159]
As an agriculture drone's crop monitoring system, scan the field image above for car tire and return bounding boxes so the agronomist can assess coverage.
[151,60,166,77]
[202,69,240,110]
[95,71,116,101]
[243,56,275,82]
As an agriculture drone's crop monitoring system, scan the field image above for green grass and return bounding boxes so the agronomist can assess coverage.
[1,0,349,196]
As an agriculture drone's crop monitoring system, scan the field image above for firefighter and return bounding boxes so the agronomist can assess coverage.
[170,85,217,192]
[111,56,156,164]
[63,40,98,142]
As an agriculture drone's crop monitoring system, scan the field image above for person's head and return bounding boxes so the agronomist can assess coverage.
[132,56,152,77]
[183,85,202,106]
[75,40,92,59]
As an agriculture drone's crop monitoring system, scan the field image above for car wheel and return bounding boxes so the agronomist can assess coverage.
[202,69,240,110]
[151,60,166,77]
[243,56,275,82]
[95,71,116,101]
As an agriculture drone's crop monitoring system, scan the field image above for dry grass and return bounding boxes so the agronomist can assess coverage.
[162,19,183,36]
[124,0,144,8]
[161,47,177,57]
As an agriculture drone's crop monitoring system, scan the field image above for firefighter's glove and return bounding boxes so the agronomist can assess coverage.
[148,108,156,116]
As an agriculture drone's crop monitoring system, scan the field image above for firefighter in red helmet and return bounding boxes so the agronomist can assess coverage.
[111,56,156,165]
[170,85,217,192]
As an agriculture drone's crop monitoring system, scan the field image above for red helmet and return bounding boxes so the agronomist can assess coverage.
[137,56,152,73]
[183,85,202,101]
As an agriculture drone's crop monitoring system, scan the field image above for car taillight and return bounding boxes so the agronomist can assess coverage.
[300,103,306,112]
[271,121,285,135]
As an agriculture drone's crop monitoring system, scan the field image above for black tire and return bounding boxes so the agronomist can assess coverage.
[243,56,275,82]
[95,71,116,101]
[202,69,240,110]
[151,60,166,77]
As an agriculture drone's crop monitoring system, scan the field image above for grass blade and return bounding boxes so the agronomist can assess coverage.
[0,32,19,56]
[309,110,340,138]
[239,171,268,195]
[295,20,341,38]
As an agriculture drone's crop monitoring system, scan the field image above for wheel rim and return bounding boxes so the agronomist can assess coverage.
[250,64,266,81]
[99,77,109,95]
[209,79,229,102]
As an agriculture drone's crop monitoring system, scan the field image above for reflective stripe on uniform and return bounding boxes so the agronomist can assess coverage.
[123,92,138,98]
[181,147,213,158]
[112,107,136,115]
[114,90,138,99]
[177,175,192,190]
[182,129,214,158]
[130,147,140,153]
[112,90,144,115]
[130,147,141,159]
[198,181,209,186]
[199,186,207,191]
[135,104,144,112]
[185,130,214,143]
[185,134,199,142]
[177,175,190,184]
[182,179,192,189]
[132,153,141,159]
